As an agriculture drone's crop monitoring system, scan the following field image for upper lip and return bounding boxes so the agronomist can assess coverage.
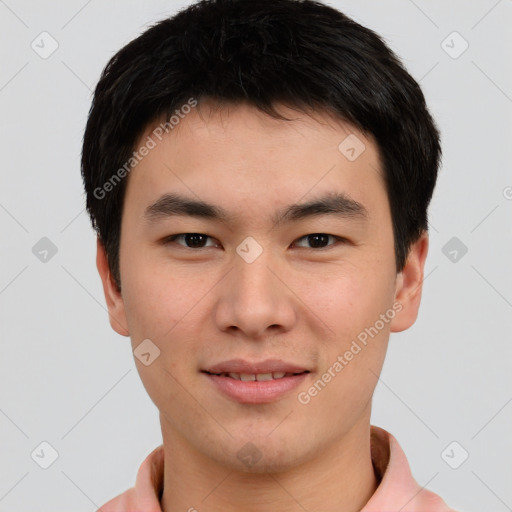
[203,359,310,375]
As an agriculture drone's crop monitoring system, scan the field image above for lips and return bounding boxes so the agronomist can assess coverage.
[202,359,310,403]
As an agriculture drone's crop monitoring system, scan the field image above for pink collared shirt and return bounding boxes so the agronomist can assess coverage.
[98,425,459,512]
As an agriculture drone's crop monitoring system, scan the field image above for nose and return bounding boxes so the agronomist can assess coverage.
[214,249,297,339]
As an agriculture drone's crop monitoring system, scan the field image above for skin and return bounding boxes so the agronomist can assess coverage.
[97,101,428,512]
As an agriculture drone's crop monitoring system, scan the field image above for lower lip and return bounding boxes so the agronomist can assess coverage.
[204,372,310,404]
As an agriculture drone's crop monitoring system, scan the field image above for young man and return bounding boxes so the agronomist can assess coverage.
[82,0,459,510]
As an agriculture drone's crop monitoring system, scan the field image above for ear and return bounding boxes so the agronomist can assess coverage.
[390,231,429,333]
[96,238,129,336]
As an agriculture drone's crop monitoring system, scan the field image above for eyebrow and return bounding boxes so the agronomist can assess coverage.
[144,191,368,227]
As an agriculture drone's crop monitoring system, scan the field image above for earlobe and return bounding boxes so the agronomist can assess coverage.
[96,238,130,337]
[390,231,429,333]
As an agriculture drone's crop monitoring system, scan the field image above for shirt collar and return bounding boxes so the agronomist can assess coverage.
[121,425,453,512]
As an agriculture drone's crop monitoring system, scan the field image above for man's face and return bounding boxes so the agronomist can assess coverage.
[100,102,423,472]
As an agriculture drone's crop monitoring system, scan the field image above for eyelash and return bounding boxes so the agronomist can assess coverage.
[163,233,347,250]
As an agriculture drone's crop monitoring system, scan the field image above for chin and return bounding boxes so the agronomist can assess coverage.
[229,451,304,475]
[209,434,312,475]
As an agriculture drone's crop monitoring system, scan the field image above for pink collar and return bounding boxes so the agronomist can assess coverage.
[99,425,457,511]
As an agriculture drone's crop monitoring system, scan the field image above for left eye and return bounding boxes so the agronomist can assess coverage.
[293,233,342,249]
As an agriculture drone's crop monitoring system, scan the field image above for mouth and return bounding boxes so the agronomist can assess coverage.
[201,360,311,404]
[202,370,309,381]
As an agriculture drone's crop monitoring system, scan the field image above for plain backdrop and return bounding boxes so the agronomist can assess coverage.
[0,1,511,511]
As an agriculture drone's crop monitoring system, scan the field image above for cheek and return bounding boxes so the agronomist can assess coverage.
[298,261,394,340]
[120,251,223,356]
[119,258,204,409]
[120,247,184,342]
[297,271,392,422]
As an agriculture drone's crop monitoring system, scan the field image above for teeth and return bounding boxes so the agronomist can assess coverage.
[256,373,273,381]
[220,372,296,381]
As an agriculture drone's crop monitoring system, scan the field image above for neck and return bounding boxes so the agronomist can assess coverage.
[159,413,378,512]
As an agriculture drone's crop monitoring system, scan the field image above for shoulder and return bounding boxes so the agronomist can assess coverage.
[96,445,165,512]
[365,426,461,512]
[96,487,137,511]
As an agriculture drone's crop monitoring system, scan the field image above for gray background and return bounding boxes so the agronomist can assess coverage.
[0,1,511,511]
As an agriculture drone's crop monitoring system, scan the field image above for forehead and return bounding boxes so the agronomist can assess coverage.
[124,101,387,227]
[155,101,377,157]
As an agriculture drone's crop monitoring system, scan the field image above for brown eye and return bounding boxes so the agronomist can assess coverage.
[293,234,343,249]
[166,233,217,248]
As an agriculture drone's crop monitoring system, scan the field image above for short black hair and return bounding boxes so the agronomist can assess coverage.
[82,0,441,290]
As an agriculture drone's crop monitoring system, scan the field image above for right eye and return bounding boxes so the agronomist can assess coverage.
[163,233,219,249]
